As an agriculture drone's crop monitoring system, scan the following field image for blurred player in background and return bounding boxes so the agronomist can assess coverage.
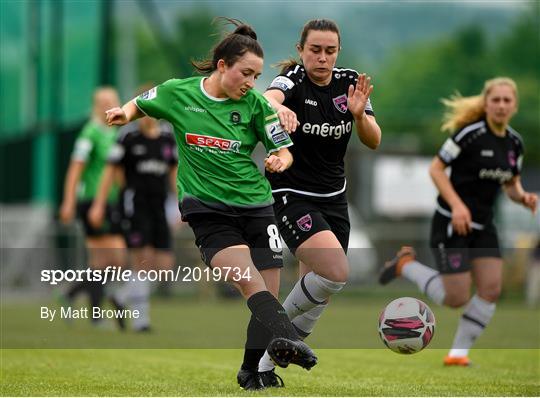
[104,18,318,389]
[58,86,126,325]
[256,19,381,386]
[379,77,538,366]
[89,84,178,332]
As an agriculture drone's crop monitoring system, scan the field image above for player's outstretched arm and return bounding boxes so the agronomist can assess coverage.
[265,90,299,133]
[504,176,538,214]
[348,73,381,150]
[265,147,293,173]
[105,101,143,126]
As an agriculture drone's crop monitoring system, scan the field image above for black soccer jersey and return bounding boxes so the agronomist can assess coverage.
[436,118,523,225]
[108,122,178,197]
[265,65,375,196]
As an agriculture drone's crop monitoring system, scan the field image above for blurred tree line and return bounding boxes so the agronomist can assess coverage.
[373,2,539,164]
[133,4,539,164]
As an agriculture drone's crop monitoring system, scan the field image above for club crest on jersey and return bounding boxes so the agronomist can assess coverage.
[332,94,348,113]
[161,144,173,160]
[448,253,462,270]
[230,111,241,125]
[296,214,312,232]
[186,133,241,153]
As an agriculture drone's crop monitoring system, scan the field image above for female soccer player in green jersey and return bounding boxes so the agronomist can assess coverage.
[105,19,318,389]
[59,87,126,324]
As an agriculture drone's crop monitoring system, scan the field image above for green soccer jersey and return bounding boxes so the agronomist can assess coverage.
[71,120,119,202]
[135,77,292,211]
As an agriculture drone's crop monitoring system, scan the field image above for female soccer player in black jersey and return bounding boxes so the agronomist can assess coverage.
[256,19,382,381]
[104,19,317,389]
[379,77,538,366]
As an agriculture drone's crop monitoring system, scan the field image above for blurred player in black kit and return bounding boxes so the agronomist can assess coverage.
[380,77,538,366]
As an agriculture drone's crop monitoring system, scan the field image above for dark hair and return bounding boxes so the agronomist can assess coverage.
[276,19,341,73]
[191,18,263,74]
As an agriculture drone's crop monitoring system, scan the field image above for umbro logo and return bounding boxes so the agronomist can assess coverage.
[305,99,318,106]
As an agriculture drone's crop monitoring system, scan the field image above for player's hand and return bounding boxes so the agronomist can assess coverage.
[451,203,472,236]
[264,155,287,173]
[59,201,76,225]
[276,105,300,133]
[88,203,105,229]
[105,107,128,126]
[522,192,538,214]
[347,73,373,120]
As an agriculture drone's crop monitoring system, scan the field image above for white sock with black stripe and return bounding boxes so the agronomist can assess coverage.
[448,294,496,357]
[402,261,446,305]
[282,272,345,320]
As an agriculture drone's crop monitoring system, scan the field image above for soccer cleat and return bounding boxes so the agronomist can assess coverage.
[259,369,285,388]
[236,368,264,390]
[443,355,472,367]
[267,337,318,370]
[379,246,416,285]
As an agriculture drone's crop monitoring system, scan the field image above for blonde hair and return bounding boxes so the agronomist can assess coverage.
[441,77,518,133]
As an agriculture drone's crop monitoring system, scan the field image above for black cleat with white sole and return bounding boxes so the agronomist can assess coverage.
[267,337,318,370]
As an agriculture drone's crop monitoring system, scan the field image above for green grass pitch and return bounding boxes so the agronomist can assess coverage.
[1,294,539,396]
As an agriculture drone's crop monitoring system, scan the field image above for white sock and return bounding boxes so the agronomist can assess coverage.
[282,272,345,319]
[128,276,151,330]
[292,303,327,336]
[258,351,275,372]
[448,294,496,357]
[402,261,446,305]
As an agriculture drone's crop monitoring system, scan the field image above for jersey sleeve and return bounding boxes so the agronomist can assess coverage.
[71,124,95,162]
[134,79,177,121]
[437,129,468,165]
[107,130,128,165]
[513,135,524,176]
[266,64,303,102]
[252,94,293,154]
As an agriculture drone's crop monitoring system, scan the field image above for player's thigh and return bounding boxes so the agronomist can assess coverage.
[442,272,472,307]
[241,215,284,275]
[471,257,503,302]
[296,230,348,282]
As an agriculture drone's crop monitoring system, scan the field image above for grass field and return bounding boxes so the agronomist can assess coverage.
[1,293,539,396]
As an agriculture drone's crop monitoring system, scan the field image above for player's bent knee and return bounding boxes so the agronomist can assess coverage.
[444,292,470,308]
[477,287,501,303]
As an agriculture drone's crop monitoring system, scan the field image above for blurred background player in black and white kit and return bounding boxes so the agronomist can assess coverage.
[255,19,381,384]
[89,84,178,332]
[379,77,538,366]
[58,87,126,325]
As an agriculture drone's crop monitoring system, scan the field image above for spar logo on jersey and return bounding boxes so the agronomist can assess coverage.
[265,121,289,145]
[185,133,241,153]
[332,94,348,113]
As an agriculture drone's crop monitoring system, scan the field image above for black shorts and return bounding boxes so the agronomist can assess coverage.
[272,192,350,252]
[121,189,171,249]
[186,212,283,270]
[77,200,123,237]
[430,211,501,274]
